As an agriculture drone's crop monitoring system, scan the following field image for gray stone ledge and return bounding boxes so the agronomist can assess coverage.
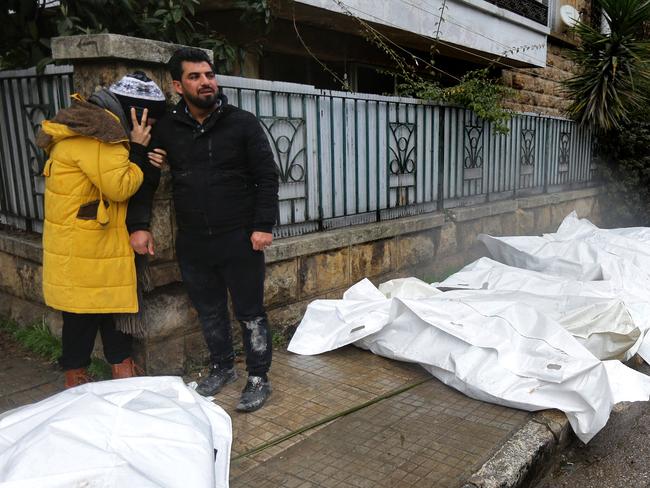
[51,34,213,64]
[0,186,603,267]
[517,186,601,210]
[462,410,573,488]
[265,212,446,263]
[0,230,42,263]
[448,200,518,223]
[462,413,567,488]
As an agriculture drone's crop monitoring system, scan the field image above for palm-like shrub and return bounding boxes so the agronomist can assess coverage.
[564,0,650,131]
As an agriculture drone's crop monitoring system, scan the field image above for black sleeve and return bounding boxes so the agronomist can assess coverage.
[245,114,279,233]
[126,140,161,233]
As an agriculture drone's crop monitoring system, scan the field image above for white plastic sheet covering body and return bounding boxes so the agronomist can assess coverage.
[289,278,650,443]
[0,377,232,488]
[438,258,643,360]
[290,214,650,443]
[478,213,650,360]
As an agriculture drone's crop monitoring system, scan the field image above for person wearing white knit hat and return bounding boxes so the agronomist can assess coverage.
[37,71,167,388]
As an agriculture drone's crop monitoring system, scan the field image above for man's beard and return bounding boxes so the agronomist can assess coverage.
[185,91,219,109]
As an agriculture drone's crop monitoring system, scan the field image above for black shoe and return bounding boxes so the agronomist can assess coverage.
[236,376,271,412]
[196,365,237,396]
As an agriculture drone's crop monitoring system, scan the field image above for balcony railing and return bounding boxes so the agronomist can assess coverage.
[484,0,549,26]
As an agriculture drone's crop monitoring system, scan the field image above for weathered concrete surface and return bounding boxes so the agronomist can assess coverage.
[51,34,213,64]
[462,412,571,488]
[0,334,533,487]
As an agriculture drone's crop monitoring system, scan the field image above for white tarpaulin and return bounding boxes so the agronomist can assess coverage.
[289,277,650,443]
[0,377,232,488]
[478,212,650,292]
[478,213,650,360]
[289,214,650,443]
[438,258,644,361]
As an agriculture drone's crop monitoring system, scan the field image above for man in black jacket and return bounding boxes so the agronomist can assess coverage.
[128,48,279,412]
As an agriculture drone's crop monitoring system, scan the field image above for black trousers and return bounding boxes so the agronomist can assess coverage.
[59,312,132,370]
[177,227,272,377]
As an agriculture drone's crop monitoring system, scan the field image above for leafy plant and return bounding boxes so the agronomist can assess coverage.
[88,358,112,380]
[0,316,111,379]
[401,69,515,134]
[1,0,273,73]
[0,1,57,70]
[563,0,650,131]
[12,320,62,363]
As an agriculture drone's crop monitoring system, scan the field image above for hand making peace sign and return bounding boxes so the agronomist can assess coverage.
[129,107,152,146]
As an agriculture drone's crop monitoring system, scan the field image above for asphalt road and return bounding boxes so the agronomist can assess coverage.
[536,363,650,488]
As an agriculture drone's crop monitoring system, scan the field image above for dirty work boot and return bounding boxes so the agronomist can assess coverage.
[236,376,271,412]
[64,368,91,388]
[111,357,142,379]
[196,365,237,396]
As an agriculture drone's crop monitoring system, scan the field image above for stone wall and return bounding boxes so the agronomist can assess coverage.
[501,0,592,116]
[0,187,604,374]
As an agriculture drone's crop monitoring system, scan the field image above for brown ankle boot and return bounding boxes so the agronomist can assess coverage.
[64,368,90,388]
[111,357,142,379]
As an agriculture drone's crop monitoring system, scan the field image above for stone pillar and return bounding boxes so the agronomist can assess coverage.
[51,33,213,100]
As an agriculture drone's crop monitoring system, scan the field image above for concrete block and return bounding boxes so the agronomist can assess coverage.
[449,200,517,223]
[266,212,444,264]
[437,223,457,257]
[141,284,199,340]
[265,259,298,307]
[149,199,174,262]
[481,215,504,237]
[500,213,517,237]
[0,230,42,263]
[350,239,395,282]
[15,258,43,303]
[0,252,22,297]
[515,208,535,235]
[51,34,212,64]
[457,220,484,251]
[299,248,349,298]
[397,232,435,270]
[534,206,552,234]
[572,197,594,219]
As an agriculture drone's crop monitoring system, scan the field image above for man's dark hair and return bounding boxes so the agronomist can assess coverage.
[167,48,215,81]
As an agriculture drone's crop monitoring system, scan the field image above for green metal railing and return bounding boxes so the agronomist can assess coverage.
[220,75,595,238]
[0,69,596,237]
[0,65,73,232]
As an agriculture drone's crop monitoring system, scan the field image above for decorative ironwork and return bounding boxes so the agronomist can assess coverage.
[24,103,53,175]
[259,117,306,183]
[559,131,571,172]
[520,129,535,166]
[388,122,416,175]
[464,123,484,169]
[590,136,599,176]
[483,0,548,26]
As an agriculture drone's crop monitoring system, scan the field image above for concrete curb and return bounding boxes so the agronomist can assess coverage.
[461,410,573,488]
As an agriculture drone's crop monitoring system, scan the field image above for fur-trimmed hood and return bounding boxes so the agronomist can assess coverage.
[36,92,128,153]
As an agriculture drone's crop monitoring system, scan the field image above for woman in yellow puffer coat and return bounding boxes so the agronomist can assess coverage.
[37,72,166,388]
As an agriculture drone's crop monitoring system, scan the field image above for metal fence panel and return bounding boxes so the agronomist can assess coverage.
[1,70,596,236]
[0,65,73,231]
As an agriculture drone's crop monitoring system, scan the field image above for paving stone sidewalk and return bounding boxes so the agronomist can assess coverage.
[0,334,533,487]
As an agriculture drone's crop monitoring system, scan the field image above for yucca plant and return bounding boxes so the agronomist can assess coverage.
[564,0,650,131]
